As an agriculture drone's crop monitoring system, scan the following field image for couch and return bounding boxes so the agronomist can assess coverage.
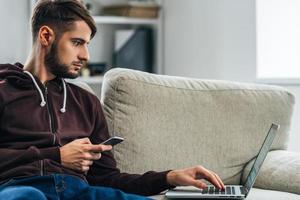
[80,68,300,199]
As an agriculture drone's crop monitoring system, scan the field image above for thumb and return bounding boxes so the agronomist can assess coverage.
[88,144,112,152]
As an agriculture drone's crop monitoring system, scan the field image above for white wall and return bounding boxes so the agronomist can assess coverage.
[0,0,31,64]
[163,0,256,82]
[163,0,300,152]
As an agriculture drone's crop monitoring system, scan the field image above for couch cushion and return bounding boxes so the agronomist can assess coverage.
[242,150,300,194]
[101,68,295,184]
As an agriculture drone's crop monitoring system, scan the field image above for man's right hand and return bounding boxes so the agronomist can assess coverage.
[60,138,112,172]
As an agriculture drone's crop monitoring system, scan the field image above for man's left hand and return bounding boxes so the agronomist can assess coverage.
[166,165,225,190]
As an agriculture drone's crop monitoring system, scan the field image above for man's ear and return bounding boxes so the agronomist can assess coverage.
[38,26,55,46]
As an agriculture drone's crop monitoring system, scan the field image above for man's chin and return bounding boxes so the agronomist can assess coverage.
[65,73,79,79]
[56,72,79,79]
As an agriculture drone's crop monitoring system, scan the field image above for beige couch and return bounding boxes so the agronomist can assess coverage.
[85,68,300,199]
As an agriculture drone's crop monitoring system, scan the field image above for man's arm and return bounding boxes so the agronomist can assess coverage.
[87,155,173,196]
[87,146,224,195]
[0,146,60,172]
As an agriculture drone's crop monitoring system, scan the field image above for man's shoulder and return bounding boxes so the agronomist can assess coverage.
[0,63,24,81]
[0,62,22,70]
[0,63,14,86]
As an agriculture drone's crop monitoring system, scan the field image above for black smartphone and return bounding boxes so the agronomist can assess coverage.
[100,136,124,146]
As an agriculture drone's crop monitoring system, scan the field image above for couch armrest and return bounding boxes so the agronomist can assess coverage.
[242,150,300,194]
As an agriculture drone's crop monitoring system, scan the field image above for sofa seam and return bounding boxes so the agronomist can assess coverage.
[109,77,124,156]
[111,77,125,137]
[114,77,293,96]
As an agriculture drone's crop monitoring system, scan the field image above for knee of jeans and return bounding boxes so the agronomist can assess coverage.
[0,186,47,200]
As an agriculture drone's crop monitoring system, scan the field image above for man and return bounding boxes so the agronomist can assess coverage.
[0,0,225,199]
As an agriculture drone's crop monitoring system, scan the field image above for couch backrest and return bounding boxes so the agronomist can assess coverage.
[101,68,295,184]
[66,80,95,95]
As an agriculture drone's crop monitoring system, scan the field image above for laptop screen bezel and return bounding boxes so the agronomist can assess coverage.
[243,123,279,196]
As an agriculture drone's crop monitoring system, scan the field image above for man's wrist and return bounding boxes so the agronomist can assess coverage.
[39,146,61,163]
[166,170,177,187]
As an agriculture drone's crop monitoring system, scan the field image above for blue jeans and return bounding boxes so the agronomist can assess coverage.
[0,174,151,200]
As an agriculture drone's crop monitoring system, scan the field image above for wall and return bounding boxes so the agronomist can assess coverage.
[163,0,256,82]
[163,0,300,152]
[0,0,31,64]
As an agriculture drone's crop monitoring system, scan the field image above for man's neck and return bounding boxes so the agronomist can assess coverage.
[24,47,56,84]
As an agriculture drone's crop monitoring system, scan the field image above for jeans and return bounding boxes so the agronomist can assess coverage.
[0,186,47,200]
[0,174,151,200]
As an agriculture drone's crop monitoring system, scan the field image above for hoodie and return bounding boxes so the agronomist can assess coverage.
[0,63,171,195]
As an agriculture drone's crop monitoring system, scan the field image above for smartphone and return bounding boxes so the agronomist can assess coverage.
[100,136,124,146]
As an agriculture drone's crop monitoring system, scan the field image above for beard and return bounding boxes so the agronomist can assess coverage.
[44,41,79,79]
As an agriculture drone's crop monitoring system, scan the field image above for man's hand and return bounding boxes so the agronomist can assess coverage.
[60,138,112,172]
[166,165,225,190]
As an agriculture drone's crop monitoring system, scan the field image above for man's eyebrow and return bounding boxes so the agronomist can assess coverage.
[72,38,90,44]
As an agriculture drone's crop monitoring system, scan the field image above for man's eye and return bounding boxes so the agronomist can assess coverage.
[73,41,81,46]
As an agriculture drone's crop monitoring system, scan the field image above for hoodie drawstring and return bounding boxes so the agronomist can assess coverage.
[60,79,67,113]
[23,71,67,113]
[23,71,46,107]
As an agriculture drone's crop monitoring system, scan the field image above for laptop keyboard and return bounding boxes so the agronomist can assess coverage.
[201,186,235,195]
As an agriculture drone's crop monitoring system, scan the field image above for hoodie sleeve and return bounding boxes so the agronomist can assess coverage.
[0,146,60,172]
[86,100,173,196]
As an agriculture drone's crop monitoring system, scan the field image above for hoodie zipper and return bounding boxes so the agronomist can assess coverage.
[45,85,56,145]
[40,160,44,176]
[40,84,56,176]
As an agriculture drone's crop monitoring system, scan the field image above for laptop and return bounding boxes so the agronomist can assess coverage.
[165,123,280,199]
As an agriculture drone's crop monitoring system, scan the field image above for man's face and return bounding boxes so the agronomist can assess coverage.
[45,20,91,79]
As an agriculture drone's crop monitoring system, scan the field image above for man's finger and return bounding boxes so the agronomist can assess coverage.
[81,165,89,172]
[190,180,207,189]
[90,152,101,160]
[205,173,222,189]
[196,167,222,189]
[207,169,225,189]
[212,172,225,189]
[82,160,93,166]
[83,152,101,161]
[87,144,112,152]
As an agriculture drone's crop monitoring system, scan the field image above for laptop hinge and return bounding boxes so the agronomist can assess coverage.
[241,187,248,196]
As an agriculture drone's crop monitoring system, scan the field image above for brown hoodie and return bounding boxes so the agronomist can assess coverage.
[0,63,171,195]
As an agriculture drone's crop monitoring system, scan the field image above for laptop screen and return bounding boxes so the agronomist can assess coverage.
[243,123,279,193]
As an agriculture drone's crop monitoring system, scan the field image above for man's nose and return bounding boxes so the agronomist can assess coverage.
[79,46,89,61]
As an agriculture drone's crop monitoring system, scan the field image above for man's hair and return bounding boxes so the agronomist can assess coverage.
[31,0,97,43]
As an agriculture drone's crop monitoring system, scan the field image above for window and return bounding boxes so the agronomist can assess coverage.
[256,0,300,79]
